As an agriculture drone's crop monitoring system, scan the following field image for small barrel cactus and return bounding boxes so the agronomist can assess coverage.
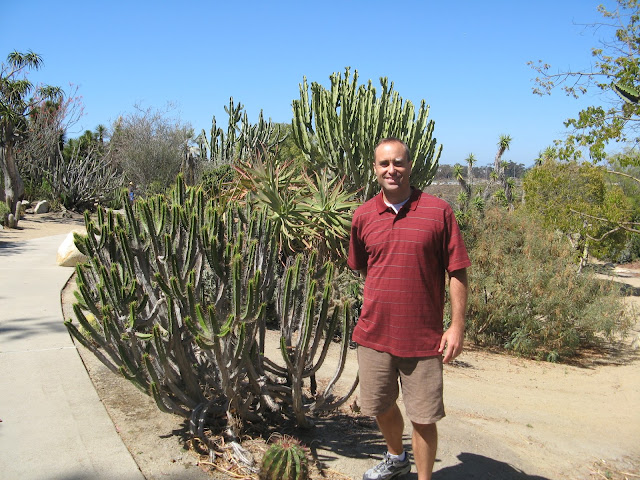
[259,435,309,480]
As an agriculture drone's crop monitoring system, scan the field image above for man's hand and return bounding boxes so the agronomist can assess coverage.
[439,325,464,363]
[440,268,468,364]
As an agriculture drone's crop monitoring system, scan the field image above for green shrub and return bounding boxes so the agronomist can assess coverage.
[462,208,630,361]
[0,201,10,225]
[143,180,169,197]
[200,163,236,198]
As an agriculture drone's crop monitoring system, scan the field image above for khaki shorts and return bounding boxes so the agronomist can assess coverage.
[357,345,445,425]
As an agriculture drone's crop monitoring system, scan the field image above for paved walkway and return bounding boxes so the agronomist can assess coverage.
[0,234,144,480]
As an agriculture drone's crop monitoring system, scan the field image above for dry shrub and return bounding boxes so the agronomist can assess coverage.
[462,208,630,361]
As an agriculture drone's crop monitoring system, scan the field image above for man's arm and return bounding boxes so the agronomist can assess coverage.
[439,268,468,363]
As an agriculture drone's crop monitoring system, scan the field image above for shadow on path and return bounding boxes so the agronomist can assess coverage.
[430,452,551,480]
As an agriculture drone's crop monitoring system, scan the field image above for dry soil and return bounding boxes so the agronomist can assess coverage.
[3,213,639,480]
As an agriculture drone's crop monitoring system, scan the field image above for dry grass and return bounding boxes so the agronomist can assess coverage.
[589,458,640,479]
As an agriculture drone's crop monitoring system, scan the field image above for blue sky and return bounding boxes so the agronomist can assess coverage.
[2,0,616,166]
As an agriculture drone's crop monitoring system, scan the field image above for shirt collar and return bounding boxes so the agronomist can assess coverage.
[375,187,420,214]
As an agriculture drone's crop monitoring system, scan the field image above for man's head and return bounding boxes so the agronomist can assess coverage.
[373,137,412,202]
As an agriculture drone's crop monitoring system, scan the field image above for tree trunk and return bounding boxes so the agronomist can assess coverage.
[1,122,25,215]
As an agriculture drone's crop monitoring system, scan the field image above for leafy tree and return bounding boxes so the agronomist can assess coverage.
[0,51,62,214]
[14,84,85,202]
[109,104,194,193]
[522,160,633,267]
[529,0,640,162]
[272,122,306,167]
[434,164,455,181]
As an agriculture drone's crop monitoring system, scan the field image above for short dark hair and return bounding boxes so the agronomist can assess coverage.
[374,137,411,164]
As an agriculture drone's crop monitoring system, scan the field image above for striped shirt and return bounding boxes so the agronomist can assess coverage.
[348,188,471,357]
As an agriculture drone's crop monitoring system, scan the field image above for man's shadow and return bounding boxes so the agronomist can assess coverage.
[408,452,551,480]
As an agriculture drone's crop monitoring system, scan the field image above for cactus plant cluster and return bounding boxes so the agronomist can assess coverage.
[259,436,310,480]
[197,97,287,166]
[291,67,441,201]
[64,175,358,439]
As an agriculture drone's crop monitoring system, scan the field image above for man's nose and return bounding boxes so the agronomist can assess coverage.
[388,164,395,174]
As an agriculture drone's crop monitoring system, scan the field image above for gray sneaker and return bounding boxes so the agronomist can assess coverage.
[362,452,411,480]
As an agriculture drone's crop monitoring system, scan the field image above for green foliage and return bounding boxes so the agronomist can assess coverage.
[142,180,169,198]
[199,163,237,199]
[259,436,309,480]
[272,123,306,167]
[529,0,640,161]
[523,160,633,261]
[463,208,630,361]
[235,156,357,261]
[197,98,286,166]
[0,200,9,224]
[109,104,193,192]
[1,50,62,214]
[292,67,441,201]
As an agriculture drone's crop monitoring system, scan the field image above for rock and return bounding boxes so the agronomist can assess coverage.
[57,230,88,267]
[34,200,50,214]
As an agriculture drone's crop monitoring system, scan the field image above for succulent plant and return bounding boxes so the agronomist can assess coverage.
[292,67,441,202]
[64,174,358,439]
[259,436,309,480]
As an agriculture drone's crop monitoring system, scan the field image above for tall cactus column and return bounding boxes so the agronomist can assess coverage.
[291,67,442,201]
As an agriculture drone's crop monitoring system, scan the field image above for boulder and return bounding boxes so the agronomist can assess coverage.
[34,200,50,214]
[57,229,88,267]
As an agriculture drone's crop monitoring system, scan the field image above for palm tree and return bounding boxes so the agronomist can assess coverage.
[465,153,476,189]
[95,124,107,146]
[496,135,514,209]
[535,146,556,166]
[494,134,512,178]
[1,51,61,214]
[483,135,513,205]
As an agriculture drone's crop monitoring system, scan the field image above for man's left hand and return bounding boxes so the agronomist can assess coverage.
[439,325,464,363]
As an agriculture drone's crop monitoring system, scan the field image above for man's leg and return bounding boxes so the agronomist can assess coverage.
[411,422,437,480]
[375,403,405,455]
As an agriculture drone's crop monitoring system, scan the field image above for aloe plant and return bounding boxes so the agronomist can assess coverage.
[235,155,358,261]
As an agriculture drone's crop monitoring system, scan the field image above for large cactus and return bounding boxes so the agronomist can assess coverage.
[64,175,356,440]
[198,97,287,166]
[291,67,442,201]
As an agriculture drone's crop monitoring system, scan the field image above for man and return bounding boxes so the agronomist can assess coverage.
[348,138,470,480]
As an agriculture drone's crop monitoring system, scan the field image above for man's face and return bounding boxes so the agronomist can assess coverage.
[373,141,412,197]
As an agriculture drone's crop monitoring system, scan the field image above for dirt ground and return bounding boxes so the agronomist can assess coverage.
[3,213,639,480]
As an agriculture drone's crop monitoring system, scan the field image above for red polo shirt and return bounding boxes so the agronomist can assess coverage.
[348,188,471,357]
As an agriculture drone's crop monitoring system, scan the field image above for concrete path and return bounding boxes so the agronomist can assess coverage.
[0,234,144,480]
